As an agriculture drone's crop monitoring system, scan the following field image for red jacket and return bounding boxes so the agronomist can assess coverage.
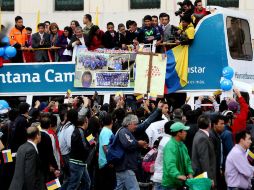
[194,7,208,26]
[231,96,249,135]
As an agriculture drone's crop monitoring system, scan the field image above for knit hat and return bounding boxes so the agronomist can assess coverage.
[228,101,239,112]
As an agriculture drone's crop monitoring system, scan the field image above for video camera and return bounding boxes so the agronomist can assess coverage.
[175,2,184,16]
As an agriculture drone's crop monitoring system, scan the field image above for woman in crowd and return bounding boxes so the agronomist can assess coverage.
[49,23,64,61]
[56,26,73,62]
[85,25,104,51]
[70,20,80,34]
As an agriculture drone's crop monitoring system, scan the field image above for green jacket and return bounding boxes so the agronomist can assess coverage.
[83,23,94,36]
[162,138,193,188]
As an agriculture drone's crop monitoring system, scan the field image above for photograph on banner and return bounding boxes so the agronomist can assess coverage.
[74,51,132,88]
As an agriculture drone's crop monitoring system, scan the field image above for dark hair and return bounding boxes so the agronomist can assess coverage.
[107,22,114,27]
[86,25,100,47]
[76,96,84,109]
[219,100,228,113]
[197,115,211,129]
[25,27,32,32]
[27,126,40,140]
[170,129,183,137]
[144,15,152,21]
[181,104,192,116]
[159,12,167,19]
[37,23,45,29]
[164,121,175,135]
[129,20,137,26]
[87,116,101,137]
[118,23,125,30]
[50,114,58,128]
[64,26,73,38]
[40,115,51,129]
[126,20,132,29]
[67,109,78,125]
[161,13,170,20]
[211,114,225,126]
[8,109,19,121]
[85,14,92,22]
[44,21,50,25]
[113,108,126,121]
[70,20,80,27]
[181,15,192,23]
[15,16,23,22]
[183,0,193,7]
[77,116,88,127]
[82,71,92,84]
[235,130,251,144]
[19,102,30,114]
[194,0,202,6]
[152,15,158,20]
[102,113,112,126]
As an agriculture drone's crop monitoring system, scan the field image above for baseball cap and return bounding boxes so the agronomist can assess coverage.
[170,122,190,132]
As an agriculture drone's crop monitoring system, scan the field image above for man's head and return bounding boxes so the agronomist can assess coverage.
[67,109,78,125]
[75,26,83,38]
[77,116,89,130]
[37,23,45,34]
[102,113,113,127]
[129,21,137,32]
[118,23,126,35]
[236,130,252,150]
[18,102,30,115]
[25,27,32,36]
[164,120,175,135]
[181,15,192,28]
[83,14,92,25]
[144,15,152,27]
[173,108,183,121]
[161,13,170,26]
[40,116,51,130]
[107,22,115,33]
[170,122,190,141]
[161,100,169,115]
[183,0,193,12]
[122,114,139,132]
[194,0,203,11]
[27,126,41,144]
[152,15,159,27]
[159,12,167,25]
[15,16,23,28]
[212,115,225,134]
[197,114,211,130]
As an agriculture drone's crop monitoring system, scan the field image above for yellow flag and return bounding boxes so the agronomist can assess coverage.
[95,6,99,26]
[195,172,208,179]
[36,10,40,32]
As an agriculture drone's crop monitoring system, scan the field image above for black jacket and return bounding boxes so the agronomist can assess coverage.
[69,127,90,163]
[103,31,119,49]
[116,31,135,47]
[9,142,44,190]
[37,131,58,182]
[11,115,30,152]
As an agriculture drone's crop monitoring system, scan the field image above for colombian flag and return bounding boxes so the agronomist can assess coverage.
[86,134,95,145]
[164,45,189,94]
[149,93,157,101]
[2,149,13,163]
[136,94,144,102]
[46,178,61,190]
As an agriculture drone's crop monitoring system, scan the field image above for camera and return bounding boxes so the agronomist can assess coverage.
[175,2,184,16]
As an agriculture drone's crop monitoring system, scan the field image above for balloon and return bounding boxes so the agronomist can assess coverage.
[222,66,234,80]
[4,46,17,58]
[0,100,10,110]
[1,36,10,46]
[220,79,233,91]
[0,47,4,56]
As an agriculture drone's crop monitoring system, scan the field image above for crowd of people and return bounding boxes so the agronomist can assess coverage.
[4,0,210,63]
[0,87,254,190]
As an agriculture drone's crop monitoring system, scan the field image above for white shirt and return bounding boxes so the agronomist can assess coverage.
[145,119,168,148]
[27,140,38,153]
[58,121,75,155]
[152,134,171,183]
[200,129,209,137]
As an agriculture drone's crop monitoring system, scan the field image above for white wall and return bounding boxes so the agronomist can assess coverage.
[2,0,254,36]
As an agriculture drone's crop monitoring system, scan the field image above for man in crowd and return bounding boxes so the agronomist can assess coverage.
[162,122,193,190]
[176,15,195,46]
[9,16,28,62]
[83,14,93,36]
[9,126,44,190]
[67,26,86,52]
[152,15,163,35]
[193,0,208,26]
[103,22,118,49]
[32,23,51,62]
[114,114,148,190]
[210,114,226,190]
[25,27,32,47]
[225,130,253,190]
[44,21,51,34]
[192,115,216,186]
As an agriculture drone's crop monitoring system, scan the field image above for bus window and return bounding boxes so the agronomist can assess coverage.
[0,96,27,109]
[227,17,253,61]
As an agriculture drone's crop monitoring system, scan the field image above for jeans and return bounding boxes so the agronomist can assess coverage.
[67,162,91,190]
[98,165,116,190]
[115,170,140,190]
[154,182,170,190]
[60,154,70,190]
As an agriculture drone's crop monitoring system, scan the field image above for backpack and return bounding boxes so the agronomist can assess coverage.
[106,127,125,165]
[142,148,158,173]
[142,136,162,173]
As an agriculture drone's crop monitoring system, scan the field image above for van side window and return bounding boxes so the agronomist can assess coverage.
[226,17,253,61]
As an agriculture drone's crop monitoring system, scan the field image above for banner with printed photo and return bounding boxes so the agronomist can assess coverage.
[74,51,133,88]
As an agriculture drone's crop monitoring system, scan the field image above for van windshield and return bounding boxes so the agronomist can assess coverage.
[226,17,253,61]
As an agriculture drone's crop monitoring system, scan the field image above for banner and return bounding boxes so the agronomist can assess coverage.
[74,51,134,88]
[134,54,166,96]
